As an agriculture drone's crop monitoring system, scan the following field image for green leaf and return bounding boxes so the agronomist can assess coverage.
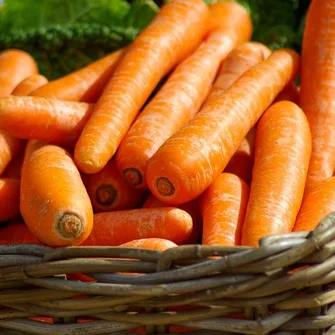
[0,0,131,31]
[126,0,159,31]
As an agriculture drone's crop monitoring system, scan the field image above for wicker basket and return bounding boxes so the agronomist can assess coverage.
[1,213,335,335]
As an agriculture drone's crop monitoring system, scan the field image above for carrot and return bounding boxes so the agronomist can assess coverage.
[0,178,20,222]
[81,207,193,246]
[74,0,210,174]
[116,4,252,191]
[3,153,24,179]
[142,194,202,244]
[300,0,335,189]
[241,101,311,247]
[200,173,249,246]
[203,42,271,106]
[120,238,177,251]
[30,49,125,103]
[0,130,25,176]
[146,49,300,205]
[293,177,335,232]
[224,128,256,184]
[0,220,41,245]
[0,49,38,97]
[209,1,251,38]
[12,74,48,96]
[274,82,300,104]
[20,140,93,247]
[83,159,147,213]
[0,96,95,146]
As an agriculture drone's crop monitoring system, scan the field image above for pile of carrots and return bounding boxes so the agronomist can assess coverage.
[0,0,333,251]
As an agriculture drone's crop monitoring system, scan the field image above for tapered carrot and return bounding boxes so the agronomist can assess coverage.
[30,49,125,103]
[0,220,41,245]
[83,160,147,213]
[116,5,252,190]
[0,178,20,222]
[200,173,249,246]
[0,130,25,176]
[74,0,210,174]
[0,96,95,146]
[209,1,251,39]
[81,207,193,246]
[241,101,311,247]
[120,238,177,251]
[146,49,300,205]
[224,128,256,184]
[12,74,48,96]
[274,83,300,104]
[142,193,202,243]
[20,140,93,247]
[300,0,335,189]
[203,42,271,106]
[0,49,38,97]
[293,177,335,232]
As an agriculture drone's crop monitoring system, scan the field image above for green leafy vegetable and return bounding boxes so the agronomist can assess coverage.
[0,0,159,79]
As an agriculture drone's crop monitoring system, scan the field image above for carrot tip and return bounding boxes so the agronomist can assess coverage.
[96,184,117,206]
[156,177,175,197]
[123,168,143,187]
[56,213,83,239]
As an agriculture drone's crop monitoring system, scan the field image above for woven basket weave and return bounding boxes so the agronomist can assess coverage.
[1,213,335,335]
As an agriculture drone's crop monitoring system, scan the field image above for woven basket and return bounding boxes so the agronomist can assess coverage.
[1,213,335,335]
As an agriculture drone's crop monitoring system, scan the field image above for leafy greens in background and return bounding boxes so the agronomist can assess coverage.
[0,0,309,79]
[0,0,159,79]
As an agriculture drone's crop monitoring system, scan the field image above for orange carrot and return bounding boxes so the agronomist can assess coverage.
[74,0,210,174]
[293,176,335,232]
[116,4,252,190]
[209,1,252,38]
[0,49,38,97]
[274,82,300,104]
[20,140,93,247]
[0,220,41,245]
[83,160,147,213]
[30,49,125,103]
[241,101,311,247]
[200,173,249,246]
[3,153,24,179]
[300,0,335,189]
[0,96,95,146]
[203,42,271,106]
[142,193,202,244]
[0,178,20,222]
[12,74,48,96]
[0,130,25,176]
[224,128,256,184]
[81,207,193,246]
[146,49,300,205]
[120,238,177,251]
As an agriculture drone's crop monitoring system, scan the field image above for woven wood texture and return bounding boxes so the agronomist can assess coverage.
[1,213,335,334]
